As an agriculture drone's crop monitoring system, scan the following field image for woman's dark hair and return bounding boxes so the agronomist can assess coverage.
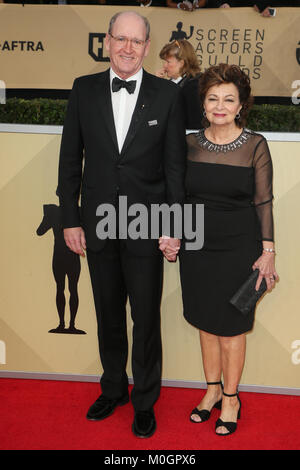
[199,64,254,128]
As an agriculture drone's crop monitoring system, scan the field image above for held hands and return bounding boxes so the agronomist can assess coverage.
[63,228,180,262]
[64,227,86,257]
[159,236,181,262]
[252,252,279,292]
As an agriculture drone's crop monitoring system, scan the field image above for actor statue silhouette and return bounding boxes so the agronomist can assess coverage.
[170,22,194,41]
[36,202,85,335]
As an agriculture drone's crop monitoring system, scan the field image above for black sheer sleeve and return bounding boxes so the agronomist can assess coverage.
[253,137,274,241]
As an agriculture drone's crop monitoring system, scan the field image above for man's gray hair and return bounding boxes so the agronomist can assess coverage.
[108,11,150,41]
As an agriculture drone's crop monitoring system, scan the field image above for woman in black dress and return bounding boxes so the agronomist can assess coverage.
[162,64,278,435]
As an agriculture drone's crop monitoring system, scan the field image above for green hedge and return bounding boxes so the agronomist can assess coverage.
[1,98,300,132]
[0,98,67,126]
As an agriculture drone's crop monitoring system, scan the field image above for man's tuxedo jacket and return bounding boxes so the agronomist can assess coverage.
[58,69,186,255]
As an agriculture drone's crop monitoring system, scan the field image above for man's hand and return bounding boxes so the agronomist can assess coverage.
[254,4,273,16]
[261,6,272,17]
[64,227,86,257]
[178,1,193,11]
[159,236,181,262]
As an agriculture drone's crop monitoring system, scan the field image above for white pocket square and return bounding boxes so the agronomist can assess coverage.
[148,120,158,127]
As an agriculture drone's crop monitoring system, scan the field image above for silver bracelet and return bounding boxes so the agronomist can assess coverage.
[263,248,276,254]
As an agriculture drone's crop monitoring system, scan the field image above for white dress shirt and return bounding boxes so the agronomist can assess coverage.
[171,76,183,84]
[110,68,143,153]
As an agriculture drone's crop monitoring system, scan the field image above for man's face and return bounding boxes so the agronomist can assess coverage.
[105,13,150,80]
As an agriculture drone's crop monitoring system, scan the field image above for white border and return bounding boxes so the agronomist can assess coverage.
[0,123,300,142]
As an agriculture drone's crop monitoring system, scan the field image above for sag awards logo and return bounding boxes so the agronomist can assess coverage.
[171,22,265,80]
[88,22,265,80]
[36,190,86,336]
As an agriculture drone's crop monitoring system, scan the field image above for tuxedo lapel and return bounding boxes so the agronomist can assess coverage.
[120,71,157,157]
[93,70,119,153]
[92,70,158,158]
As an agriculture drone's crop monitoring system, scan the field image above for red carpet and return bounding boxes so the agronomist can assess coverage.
[0,378,299,450]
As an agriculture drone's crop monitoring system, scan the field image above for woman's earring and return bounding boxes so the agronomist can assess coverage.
[235,112,241,120]
[203,110,207,117]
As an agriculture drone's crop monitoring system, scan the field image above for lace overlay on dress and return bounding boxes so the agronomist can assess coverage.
[186,128,274,241]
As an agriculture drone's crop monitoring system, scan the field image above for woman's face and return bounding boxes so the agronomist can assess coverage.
[204,82,242,127]
[162,55,184,79]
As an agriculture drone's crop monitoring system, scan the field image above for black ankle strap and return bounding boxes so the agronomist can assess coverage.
[207,381,223,386]
[223,391,238,397]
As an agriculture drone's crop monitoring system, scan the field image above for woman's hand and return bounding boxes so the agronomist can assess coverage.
[252,252,279,291]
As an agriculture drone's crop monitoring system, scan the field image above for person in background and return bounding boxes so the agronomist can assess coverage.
[138,0,167,6]
[97,1,139,5]
[167,0,207,10]
[162,64,278,436]
[111,0,208,9]
[99,0,166,5]
[157,39,202,129]
[214,1,300,15]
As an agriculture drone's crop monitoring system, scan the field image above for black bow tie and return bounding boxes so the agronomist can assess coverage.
[112,77,136,94]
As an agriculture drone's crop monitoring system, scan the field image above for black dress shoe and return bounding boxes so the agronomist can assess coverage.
[132,409,156,438]
[86,393,129,421]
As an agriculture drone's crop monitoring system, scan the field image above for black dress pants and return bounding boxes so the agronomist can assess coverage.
[87,239,163,411]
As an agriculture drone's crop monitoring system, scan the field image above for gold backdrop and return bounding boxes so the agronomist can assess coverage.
[0,128,300,392]
[0,4,299,96]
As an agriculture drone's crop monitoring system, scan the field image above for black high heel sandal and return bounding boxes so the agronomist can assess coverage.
[215,391,241,436]
[190,381,223,423]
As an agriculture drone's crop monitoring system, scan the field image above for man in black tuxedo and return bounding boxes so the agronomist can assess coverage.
[58,11,186,438]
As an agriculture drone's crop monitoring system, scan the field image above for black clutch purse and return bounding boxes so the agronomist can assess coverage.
[229,269,267,316]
